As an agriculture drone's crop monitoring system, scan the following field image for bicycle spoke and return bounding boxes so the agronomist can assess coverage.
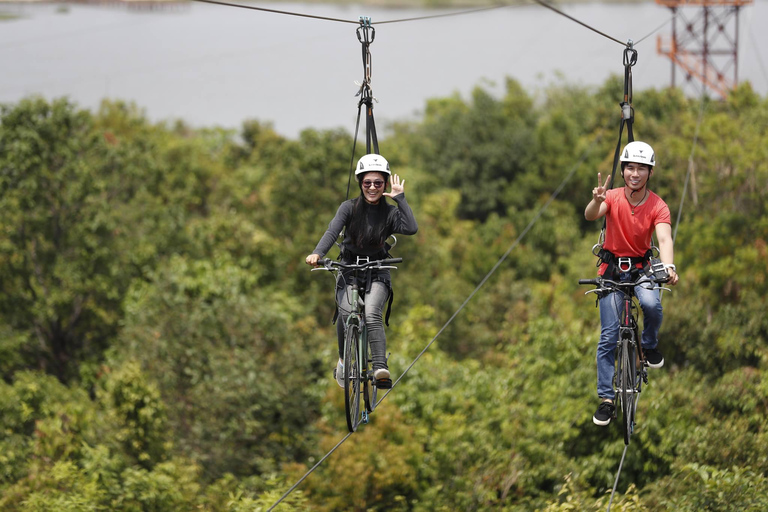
[344,323,361,432]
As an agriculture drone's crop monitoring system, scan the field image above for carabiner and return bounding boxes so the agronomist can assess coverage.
[623,41,637,67]
[356,17,375,44]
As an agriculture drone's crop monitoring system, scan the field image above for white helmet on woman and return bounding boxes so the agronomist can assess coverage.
[620,141,656,168]
[355,154,390,180]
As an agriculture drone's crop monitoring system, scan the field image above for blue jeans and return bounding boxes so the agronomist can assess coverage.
[596,285,663,399]
[336,281,390,371]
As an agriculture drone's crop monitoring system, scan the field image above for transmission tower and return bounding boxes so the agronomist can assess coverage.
[656,0,753,99]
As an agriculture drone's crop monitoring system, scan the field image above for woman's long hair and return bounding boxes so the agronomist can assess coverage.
[347,180,390,250]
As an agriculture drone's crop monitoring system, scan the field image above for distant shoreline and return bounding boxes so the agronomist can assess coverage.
[0,0,652,7]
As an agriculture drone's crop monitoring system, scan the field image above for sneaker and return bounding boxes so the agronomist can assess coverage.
[374,368,392,389]
[644,347,664,369]
[334,359,344,389]
[593,400,615,426]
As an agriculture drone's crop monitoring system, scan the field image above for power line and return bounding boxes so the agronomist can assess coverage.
[267,432,353,511]
[672,94,707,244]
[378,136,599,400]
[266,134,601,510]
[634,12,677,46]
[375,4,511,25]
[748,29,768,89]
[192,0,358,23]
[192,0,634,48]
[528,0,626,46]
[192,0,511,25]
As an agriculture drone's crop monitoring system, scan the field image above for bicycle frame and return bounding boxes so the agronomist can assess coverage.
[312,256,401,432]
[580,272,670,445]
[341,269,373,426]
[613,285,644,445]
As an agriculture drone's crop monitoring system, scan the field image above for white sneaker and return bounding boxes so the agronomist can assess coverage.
[374,368,391,389]
[335,359,344,388]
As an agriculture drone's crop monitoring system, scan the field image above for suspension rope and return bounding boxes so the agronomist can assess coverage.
[356,19,379,155]
[595,45,637,248]
[266,432,353,511]
[192,0,358,24]
[374,4,509,25]
[378,136,600,400]
[266,135,601,510]
[607,443,630,511]
[192,0,509,25]
[346,19,379,201]
[634,12,678,46]
[529,0,625,46]
[193,0,640,48]
[673,96,706,244]
[658,93,707,304]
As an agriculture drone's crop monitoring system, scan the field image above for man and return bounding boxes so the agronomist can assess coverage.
[584,141,679,426]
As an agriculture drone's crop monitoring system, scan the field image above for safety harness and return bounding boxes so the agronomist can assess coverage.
[593,42,645,280]
[332,17,396,327]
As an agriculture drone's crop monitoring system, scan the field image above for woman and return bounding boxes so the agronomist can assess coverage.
[306,154,418,389]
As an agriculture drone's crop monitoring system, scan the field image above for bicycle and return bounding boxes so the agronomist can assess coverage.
[579,261,670,445]
[312,256,402,432]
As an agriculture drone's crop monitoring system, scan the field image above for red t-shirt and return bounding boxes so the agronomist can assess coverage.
[599,187,671,275]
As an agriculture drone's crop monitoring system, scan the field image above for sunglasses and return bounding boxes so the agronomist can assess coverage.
[362,180,385,189]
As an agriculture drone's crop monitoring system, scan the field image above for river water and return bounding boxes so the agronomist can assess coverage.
[1,1,766,138]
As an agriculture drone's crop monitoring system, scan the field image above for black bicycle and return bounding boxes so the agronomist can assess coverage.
[579,264,670,444]
[312,256,401,432]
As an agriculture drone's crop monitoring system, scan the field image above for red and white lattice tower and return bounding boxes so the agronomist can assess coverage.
[656,0,753,99]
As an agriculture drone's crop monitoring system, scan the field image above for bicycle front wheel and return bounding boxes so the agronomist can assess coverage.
[619,338,637,445]
[363,328,377,414]
[344,322,362,432]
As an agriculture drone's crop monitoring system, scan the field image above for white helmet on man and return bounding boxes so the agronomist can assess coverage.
[355,154,390,180]
[620,141,656,168]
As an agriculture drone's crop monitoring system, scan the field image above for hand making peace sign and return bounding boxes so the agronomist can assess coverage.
[383,174,405,198]
[592,172,611,203]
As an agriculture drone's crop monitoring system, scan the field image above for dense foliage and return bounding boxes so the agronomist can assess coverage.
[1,77,766,510]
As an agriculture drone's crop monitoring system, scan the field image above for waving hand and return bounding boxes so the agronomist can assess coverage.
[383,174,405,198]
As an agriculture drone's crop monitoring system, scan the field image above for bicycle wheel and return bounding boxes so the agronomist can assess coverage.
[363,329,377,414]
[619,338,636,445]
[344,322,361,432]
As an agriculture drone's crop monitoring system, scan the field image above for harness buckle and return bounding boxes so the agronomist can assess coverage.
[356,256,370,265]
[617,257,633,272]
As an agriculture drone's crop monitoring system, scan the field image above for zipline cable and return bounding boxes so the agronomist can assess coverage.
[634,12,677,46]
[192,0,359,24]
[673,95,706,244]
[594,45,636,252]
[192,0,509,25]
[608,89,708,512]
[346,20,378,201]
[607,444,630,511]
[377,136,600,401]
[266,432,353,511]
[374,4,510,25]
[529,0,625,46]
[192,0,638,47]
[660,92,707,303]
[267,134,601,510]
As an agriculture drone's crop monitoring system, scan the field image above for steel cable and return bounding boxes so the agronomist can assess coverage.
[266,135,601,510]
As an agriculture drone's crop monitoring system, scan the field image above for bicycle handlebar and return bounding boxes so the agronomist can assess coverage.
[578,274,670,294]
[314,257,402,269]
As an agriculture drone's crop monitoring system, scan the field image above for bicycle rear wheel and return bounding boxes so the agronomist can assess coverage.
[619,338,636,445]
[344,323,361,432]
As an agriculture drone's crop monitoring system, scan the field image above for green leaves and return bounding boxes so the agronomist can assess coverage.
[1,79,768,511]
